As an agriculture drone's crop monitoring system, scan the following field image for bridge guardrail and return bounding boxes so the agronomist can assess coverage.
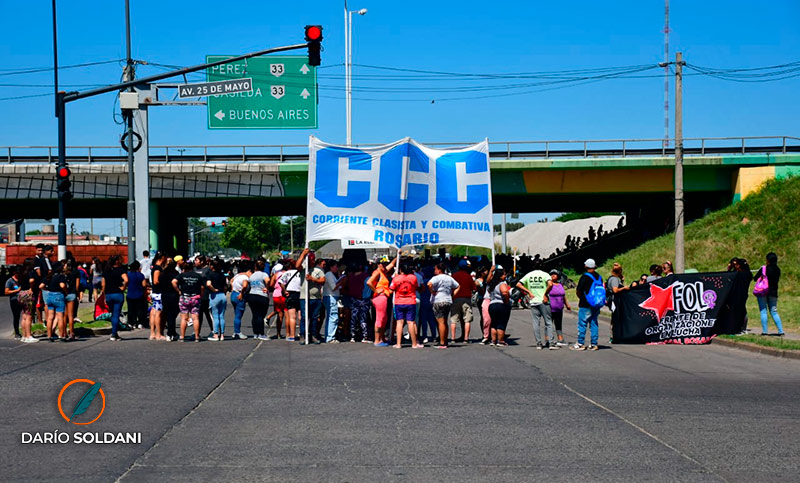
[3,136,799,164]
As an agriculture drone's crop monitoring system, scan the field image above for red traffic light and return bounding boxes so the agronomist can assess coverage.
[305,25,322,41]
[211,222,216,227]
[57,166,71,178]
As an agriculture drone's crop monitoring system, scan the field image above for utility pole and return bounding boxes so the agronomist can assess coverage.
[124,0,136,265]
[664,0,670,148]
[674,51,685,273]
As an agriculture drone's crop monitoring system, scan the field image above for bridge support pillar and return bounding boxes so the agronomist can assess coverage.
[133,87,152,259]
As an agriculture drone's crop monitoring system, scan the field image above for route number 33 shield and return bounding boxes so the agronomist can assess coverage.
[270,85,285,99]
[270,64,284,77]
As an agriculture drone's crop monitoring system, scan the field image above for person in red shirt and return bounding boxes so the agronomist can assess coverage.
[390,262,421,349]
[450,259,476,343]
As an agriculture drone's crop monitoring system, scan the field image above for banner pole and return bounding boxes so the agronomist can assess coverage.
[304,243,309,346]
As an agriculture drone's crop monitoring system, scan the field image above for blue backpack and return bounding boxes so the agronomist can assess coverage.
[585,272,606,308]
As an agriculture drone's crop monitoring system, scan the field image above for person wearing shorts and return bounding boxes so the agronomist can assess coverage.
[367,253,398,346]
[149,252,166,340]
[449,260,475,343]
[427,263,460,348]
[44,262,68,342]
[279,248,310,342]
[390,263,421,349]
[267,264,286,338]
[16,260,38,343]
[173,261,204,342]
[487,267,511,347]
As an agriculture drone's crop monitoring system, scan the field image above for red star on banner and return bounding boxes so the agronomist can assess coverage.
[639,283,675,321]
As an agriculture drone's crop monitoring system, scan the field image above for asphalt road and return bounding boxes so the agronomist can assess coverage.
[0,300,797,482]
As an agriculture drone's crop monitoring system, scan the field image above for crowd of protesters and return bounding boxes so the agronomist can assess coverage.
[3,243,787,345]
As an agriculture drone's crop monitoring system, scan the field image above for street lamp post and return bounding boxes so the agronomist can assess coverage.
[344,2,367,146]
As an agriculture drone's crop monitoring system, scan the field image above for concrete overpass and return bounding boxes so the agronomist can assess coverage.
[1,136,798,253]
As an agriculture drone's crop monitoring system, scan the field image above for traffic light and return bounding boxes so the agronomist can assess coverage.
[221,219,227,227]
[56,166,73,202]
[305,25,323,66]
[211,222,216,227]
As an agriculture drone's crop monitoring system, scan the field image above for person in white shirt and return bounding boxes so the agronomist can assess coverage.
[427,263,460,349]
[322,261,344,343]
[229,262,252,340]
[278,248,310,342]
[139,250,152,281]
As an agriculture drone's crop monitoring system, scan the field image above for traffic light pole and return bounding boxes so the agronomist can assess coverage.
[52,41,308,263]
[56,92,67,260]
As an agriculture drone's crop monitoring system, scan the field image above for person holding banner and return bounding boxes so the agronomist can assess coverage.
[279,249,310,342]
[367,254,398,347]
[427,263,460,349]
[390,262,422,349]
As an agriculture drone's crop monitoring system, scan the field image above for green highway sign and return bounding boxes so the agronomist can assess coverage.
[206,55,317,129]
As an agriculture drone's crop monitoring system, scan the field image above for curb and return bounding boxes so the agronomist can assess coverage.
[712,337,800,360]
[598,313,799,360]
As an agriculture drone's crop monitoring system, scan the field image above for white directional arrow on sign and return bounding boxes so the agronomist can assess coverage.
[214,110,225,120]
[300,88,310,99]
[300,64,310,74]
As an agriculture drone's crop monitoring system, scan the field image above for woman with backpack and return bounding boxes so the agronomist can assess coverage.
[571,258,605,351]
[753,252,784,336]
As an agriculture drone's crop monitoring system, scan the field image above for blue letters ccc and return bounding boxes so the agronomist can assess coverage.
[314,143,489,214]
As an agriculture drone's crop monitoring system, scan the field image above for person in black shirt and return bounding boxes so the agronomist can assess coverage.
[149,252,166,341]
[206,259,229,341]
[755,252,784,336]
[173,261,204,342]
[195,256,214,338]
[102,255,129,341]
[44,261,68,342]
[160,257,180,341]
[64,259,81,340]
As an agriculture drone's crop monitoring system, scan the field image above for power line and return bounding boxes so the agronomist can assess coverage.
[0,59,124,77]
[0,93,52,102]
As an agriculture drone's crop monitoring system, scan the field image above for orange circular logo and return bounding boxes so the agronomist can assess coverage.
[57,379,106,425]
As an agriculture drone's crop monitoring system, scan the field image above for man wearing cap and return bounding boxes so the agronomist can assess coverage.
[572,258,602,351]
[517,268,559,350]
[449,259,475,343]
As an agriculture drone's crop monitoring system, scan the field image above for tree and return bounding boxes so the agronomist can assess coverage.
[221,216,281,256]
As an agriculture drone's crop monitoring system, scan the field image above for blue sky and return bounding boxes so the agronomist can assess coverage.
[1,0,798,235]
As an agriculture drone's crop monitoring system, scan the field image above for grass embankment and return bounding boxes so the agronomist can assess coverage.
[718,334,800,351]
[31,306,110,333]
[596,175,799,337]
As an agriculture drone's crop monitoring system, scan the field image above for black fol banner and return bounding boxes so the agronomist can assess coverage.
[611,272,745,344]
